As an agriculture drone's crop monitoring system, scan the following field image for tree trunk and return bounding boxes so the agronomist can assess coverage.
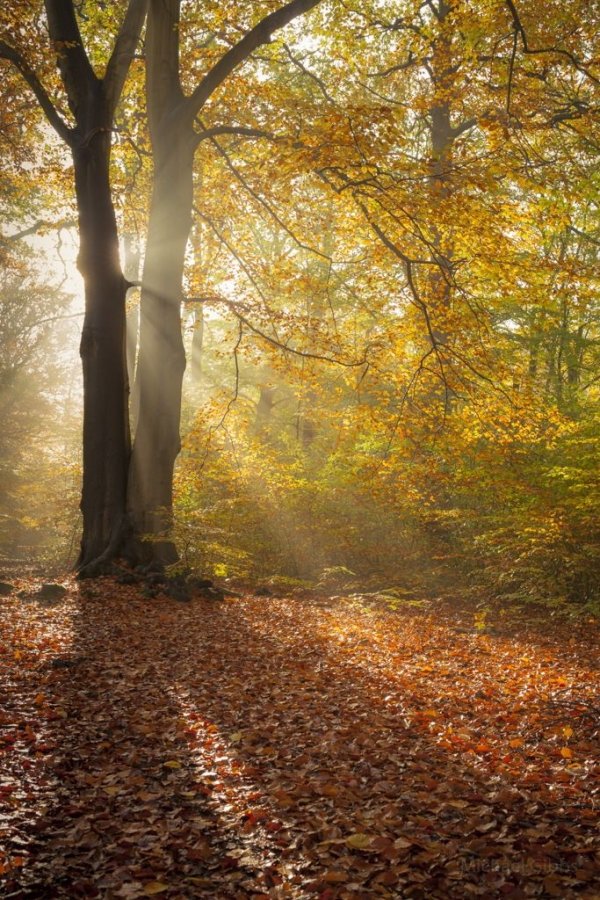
[74,132,131,575]
[255,382,275,436]
[191,304,204,384]
[124,233,141,429]
[127,131,193,565]
[126,0,325,566]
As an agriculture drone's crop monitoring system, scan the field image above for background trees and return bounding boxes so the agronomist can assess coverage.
[0,0,598,606]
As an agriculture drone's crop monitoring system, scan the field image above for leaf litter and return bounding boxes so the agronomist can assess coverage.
[0,576,598,898]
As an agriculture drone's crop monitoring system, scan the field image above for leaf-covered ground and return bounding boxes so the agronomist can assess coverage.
[0,578,598,898]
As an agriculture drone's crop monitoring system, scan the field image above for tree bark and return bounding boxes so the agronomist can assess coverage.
[124,233,141,429]
[74,132,131,574]
[127,130,194,564]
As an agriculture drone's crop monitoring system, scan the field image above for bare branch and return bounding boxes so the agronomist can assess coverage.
[1,220,45,243]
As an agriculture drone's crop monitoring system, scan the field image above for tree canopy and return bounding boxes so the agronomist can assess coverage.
[0,0,598,605]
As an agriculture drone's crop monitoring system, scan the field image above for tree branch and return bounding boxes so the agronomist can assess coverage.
[205,128,332,261]
[186,0,323,118]
[505,0,600,85]
[44,0,98,119]
[0,40,72,143]
[1,220,45,243]
[568,225,600,248]
[0,217,77,244]
[192,204,283,340]
[197,294,368,368]
[105,0,148,116]
[282,43,335,103]
[194,124,275,145]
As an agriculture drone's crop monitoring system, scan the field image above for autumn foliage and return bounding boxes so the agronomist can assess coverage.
[0,0,599,894]
[0,579,599,897]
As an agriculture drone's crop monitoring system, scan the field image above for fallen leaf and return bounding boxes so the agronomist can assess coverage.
[143,882,169,895]
[323,870,347,883]
[346,833,375,850]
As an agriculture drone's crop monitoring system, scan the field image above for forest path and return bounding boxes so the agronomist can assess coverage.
[0,578,598,898]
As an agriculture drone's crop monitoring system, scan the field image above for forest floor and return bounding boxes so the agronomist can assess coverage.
[0,575,598,899]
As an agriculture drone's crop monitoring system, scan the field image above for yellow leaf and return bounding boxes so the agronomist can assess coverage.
[103,786,120,796]
[560,747,572,759]
[346,833,375,850]
[143,883,169,895]
[562,726,573,740]
[164,760,181,769]
[230,731,243,743]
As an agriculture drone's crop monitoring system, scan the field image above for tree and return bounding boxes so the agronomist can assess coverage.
[1,0,146,574]
[128,0,325,564]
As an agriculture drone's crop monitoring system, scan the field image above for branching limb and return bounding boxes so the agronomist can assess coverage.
[282,43,335,103]
[105,0,148,116]
[191,293,368,369]
[0,40,72,143]
[187,0,324,118]
[204,127,332,261]
[505,0,600,85]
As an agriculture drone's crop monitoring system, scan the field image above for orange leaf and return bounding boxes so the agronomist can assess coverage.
[323,871,347,883]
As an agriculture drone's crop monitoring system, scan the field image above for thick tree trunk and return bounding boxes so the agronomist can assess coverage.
[1,0,147,575]
[126,0,324,566]
[127,132,193,564]
[74,132,130,575]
